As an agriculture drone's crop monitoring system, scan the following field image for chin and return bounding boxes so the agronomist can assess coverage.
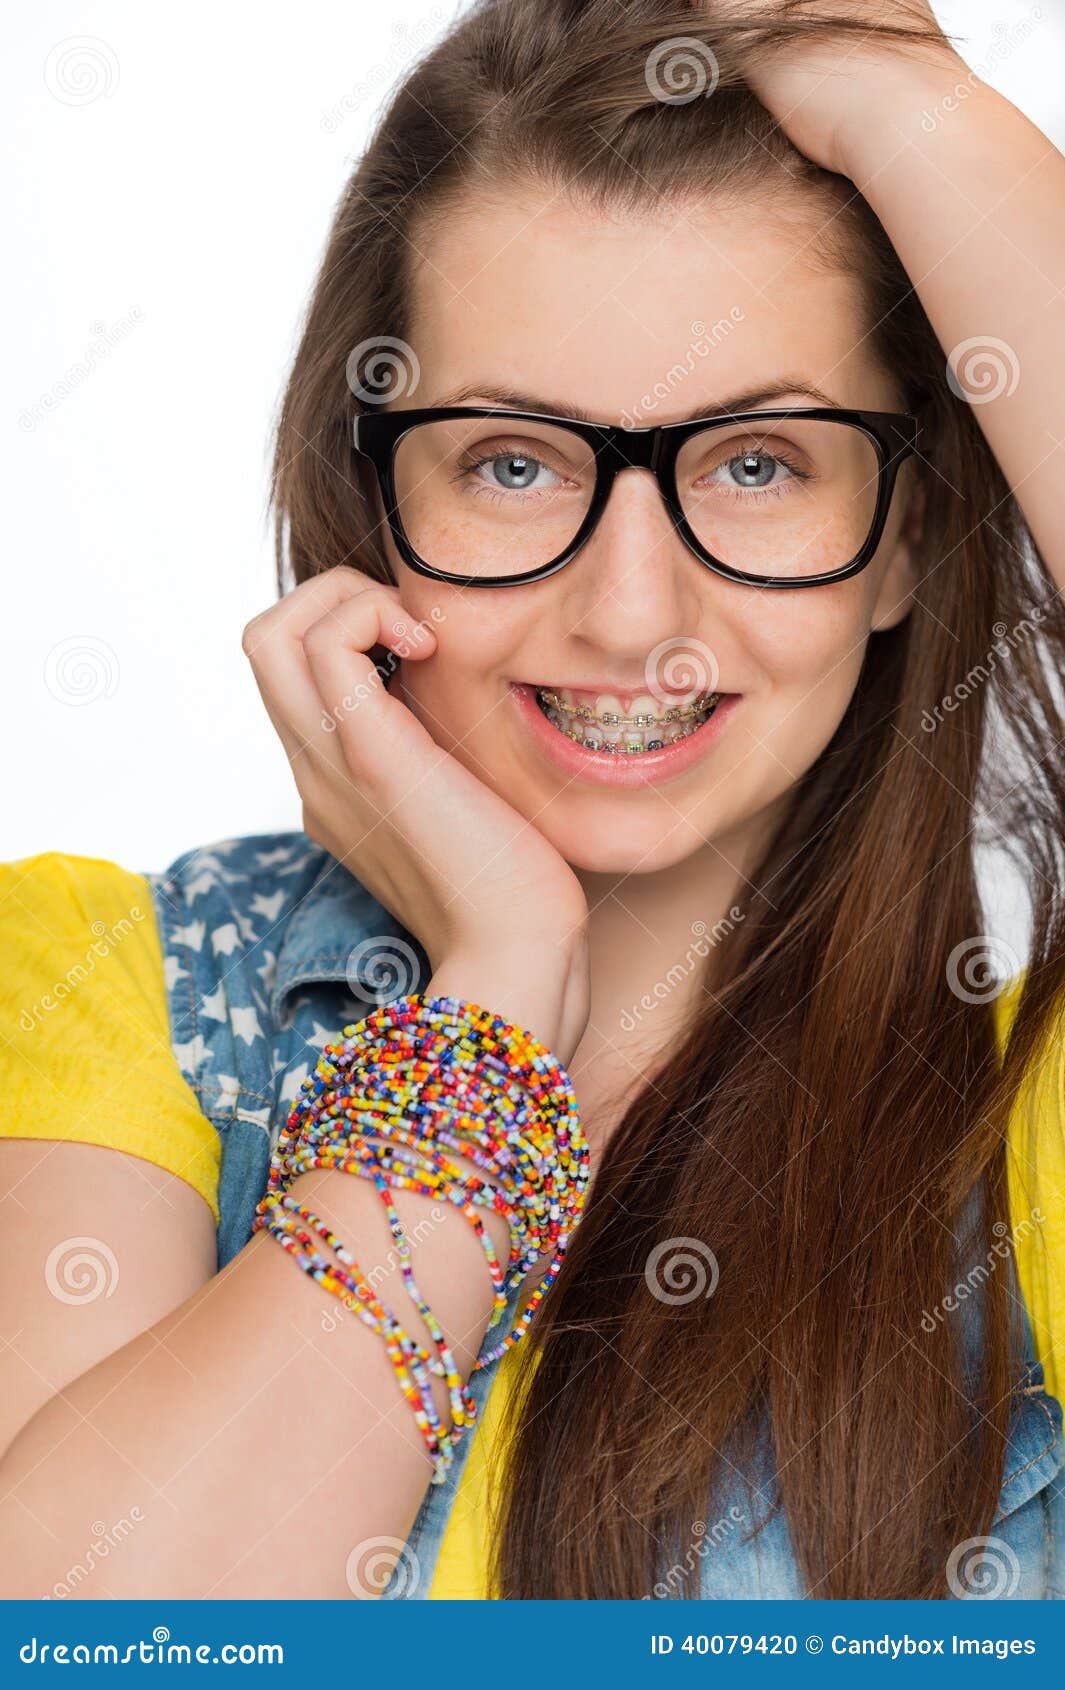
[528,805,720,877]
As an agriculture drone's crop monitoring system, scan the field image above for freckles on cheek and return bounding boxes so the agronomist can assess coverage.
[746,586,873,688]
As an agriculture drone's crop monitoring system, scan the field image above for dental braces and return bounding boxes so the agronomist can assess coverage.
[537,687,719,728]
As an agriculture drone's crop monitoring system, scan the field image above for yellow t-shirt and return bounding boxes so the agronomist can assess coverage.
[0,851,220,1219]
[1,852,1062,1599]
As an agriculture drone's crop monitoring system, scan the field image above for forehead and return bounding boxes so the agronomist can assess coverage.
[406,187,899,420]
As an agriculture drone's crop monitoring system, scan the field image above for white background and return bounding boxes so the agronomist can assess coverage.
[3,1,1063,895]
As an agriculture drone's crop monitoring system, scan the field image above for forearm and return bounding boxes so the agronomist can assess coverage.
[0,1166,507,1599]
[838,68,1065,584]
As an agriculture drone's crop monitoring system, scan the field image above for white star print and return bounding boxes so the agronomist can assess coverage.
[211,923,241,957]
[201,985,227,1023]
[278,1061,310,1098]
[172,1033,209,1074]
[236,912,259,945]
[185,869,219,902]
[173,919,206,953]
[303,1020,340,1051]
[230,1005,265,1046]
[236,1104,273,1133]
[249,890,286,924]
[212,1073,242,1112]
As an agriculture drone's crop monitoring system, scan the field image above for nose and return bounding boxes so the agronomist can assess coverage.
[558,466,705,652]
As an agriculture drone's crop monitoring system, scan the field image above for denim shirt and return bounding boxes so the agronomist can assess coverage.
[145,830,1065,1600]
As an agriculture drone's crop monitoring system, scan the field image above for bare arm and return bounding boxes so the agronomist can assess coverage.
[734,5,1065,587]
[0,1140,217,1460]
[0,1146,509,1599]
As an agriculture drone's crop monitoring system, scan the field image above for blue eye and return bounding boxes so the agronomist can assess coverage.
[488,454,541,489]
[722,452,784,489]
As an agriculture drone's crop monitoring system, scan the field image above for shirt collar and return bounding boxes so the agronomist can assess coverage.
[269,849,430,1022]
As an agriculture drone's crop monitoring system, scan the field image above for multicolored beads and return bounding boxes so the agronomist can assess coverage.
[251,993,589,1484]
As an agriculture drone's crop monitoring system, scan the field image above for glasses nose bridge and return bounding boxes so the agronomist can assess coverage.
[601,423,663,475]
[598,425,672,523]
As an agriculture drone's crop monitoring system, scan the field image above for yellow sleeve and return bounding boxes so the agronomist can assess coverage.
[0,850,221,1224]
[999,979,1065,1403]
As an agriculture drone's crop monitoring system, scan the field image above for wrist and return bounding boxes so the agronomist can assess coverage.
[428,933,589,1065]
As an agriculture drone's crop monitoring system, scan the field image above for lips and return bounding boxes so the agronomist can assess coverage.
[510,682,737,789]
[535,685,720,753]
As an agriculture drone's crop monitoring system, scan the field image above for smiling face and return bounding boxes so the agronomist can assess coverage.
[378,185,923,877]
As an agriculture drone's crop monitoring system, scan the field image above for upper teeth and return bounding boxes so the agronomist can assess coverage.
[537,687,718,727]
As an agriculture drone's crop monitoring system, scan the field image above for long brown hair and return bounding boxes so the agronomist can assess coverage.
[271,0,1065,1598]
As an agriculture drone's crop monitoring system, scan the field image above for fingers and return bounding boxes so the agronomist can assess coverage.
[241,564,441,800]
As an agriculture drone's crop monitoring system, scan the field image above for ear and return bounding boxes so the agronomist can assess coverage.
[870,474,927,633]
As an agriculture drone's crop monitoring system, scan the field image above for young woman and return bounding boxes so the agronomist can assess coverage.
[2,0,1064,1602]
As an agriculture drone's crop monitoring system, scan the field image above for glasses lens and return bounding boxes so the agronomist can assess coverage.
[392,417,595,579]
[676,418,881,580]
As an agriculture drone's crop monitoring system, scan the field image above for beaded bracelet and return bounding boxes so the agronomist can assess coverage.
[251,993,589,1483]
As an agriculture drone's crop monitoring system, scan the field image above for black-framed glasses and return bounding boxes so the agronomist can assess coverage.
[353,404,921,589]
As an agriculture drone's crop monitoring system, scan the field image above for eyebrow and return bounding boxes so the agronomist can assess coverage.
[427,378,846,421]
